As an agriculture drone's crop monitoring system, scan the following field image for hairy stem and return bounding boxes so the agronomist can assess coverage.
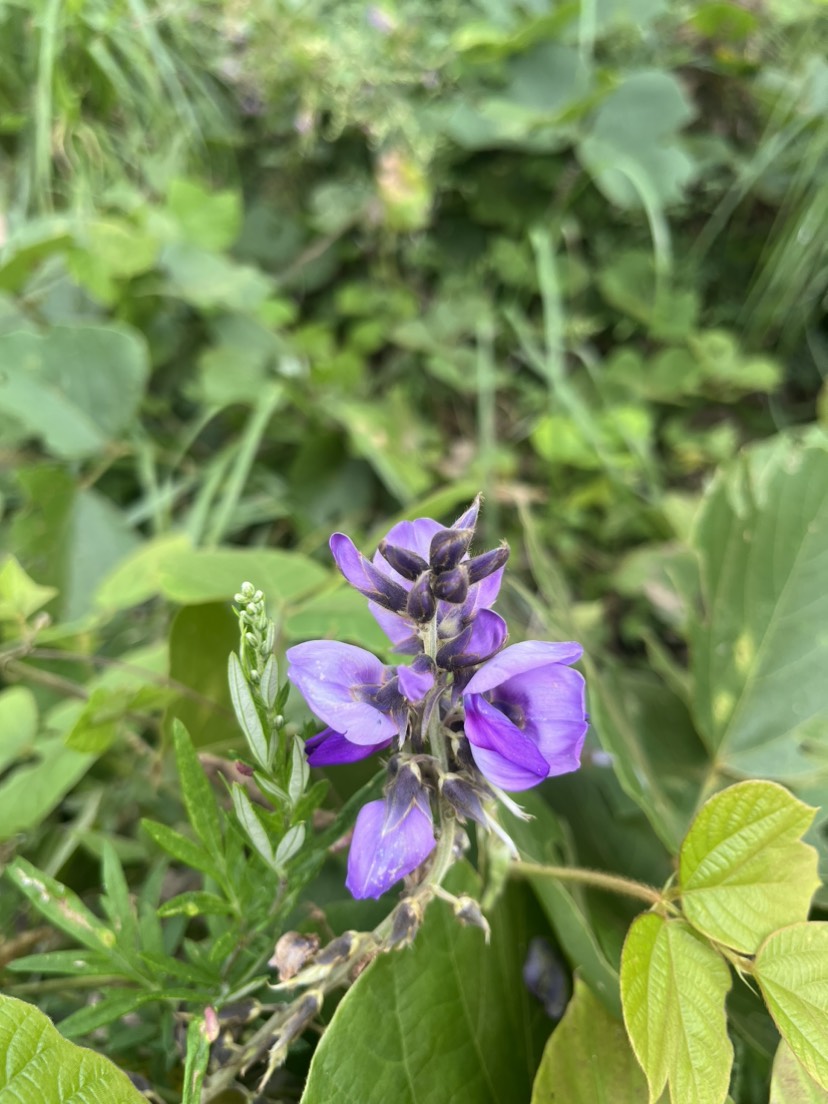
[511,861,667,908]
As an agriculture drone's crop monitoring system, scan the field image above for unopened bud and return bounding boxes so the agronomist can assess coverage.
[440,774,489,826]
[316,931,357,967]
[429,527,473,573]
[202,1006,220,1042]
[406,572,437,622]
[467,543,509,584]
[389,897,424,948]
[453,895,490,941]
[384,760,425,833]
[269,931,321,981]
[234,760,254,776]
[378,540,429,581]
[431,565,469,604]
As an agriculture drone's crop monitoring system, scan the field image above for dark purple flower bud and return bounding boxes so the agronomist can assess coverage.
[440,774,489,826]
[396,655,435,704]
[378,539,429,582]
[467,543,510,584]
[330,533,409,613]
[429,527,473,573]
[436,609,507,670]
[287,641,401,748]
[384,760,425,833]
[388,897,424,947]
[431,566,469,604]
[346,795,436,899]
[306,727,392,767]
[406,572,437,622]
[462,641,587,791]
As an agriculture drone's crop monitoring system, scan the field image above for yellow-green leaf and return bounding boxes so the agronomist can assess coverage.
[0,994,145,1102]
[680,781,820,953]
[531,977,649,1103]
[621,913,732,1104]
[756,923,828,1092]
[770,1040,828,1103]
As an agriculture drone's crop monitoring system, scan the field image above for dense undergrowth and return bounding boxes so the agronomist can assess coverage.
[0,0,827,1101]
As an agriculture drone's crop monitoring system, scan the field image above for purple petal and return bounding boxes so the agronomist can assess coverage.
[467,744,550,792]
[306,728,391,766]
[397,660,434,703]
[463,641,584,696]
[380,518,443,564]
[346,797,436,899]
[368,601,414,648]
[330,533,408,610]
[464,693,549,783]
[461,567,505,618]
[494,665,588,775]
[286,641,399,745]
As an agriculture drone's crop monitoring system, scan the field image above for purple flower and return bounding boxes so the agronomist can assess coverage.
[462,641,588,791]
[286,641,401,748]
[346,794,436,899]
[305,727,392,767]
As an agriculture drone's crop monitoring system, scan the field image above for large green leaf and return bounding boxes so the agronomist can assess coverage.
[621,913,732,1104]
[0,995,145,1103]
[531,977,649,1103]
[690,439,828,781]
[771,1041,828,1103]
[756,923,828,1091]
[301,869,548,1104]
[579,71,696,210]
[680,781,821,953]
[0,326,148,458]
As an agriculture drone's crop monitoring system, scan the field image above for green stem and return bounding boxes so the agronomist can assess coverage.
[512,861,666,908]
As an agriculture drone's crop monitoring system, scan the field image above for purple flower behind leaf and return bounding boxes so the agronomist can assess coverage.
[286,641,401,747]
[462,641,587,791]
[305,727,392,767]
[346,795,436,899]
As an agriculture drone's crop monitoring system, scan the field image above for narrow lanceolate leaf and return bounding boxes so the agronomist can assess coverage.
[756,923,828,1092]
[770,1040,828,1104]
[0,994,146,1102]
[7,858,116,953]
[228,652,268,767]
[621,913,732,1104]
[172,719,224,860]
[680,781,820,954]
[531,977,648,1104]
[230,784,277,870]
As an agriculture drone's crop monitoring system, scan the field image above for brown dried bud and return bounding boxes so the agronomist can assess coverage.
[269,931,321,981]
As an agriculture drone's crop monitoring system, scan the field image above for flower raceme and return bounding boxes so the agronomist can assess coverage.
[287,497,588,899]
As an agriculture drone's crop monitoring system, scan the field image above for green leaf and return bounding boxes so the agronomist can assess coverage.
[301,869,548,1104]
[6,858,116,953]
[183,1015,212,1104]
[771,1040,828,1103]
[0,555,57,621]
[158,546,326,606]
[0,686,38,774]
[228,652,268,768]
[172,720,224,860]
[166,602,238,747]
[157,891,234,918]
[101,841,138,949]
[680,781,821,953]
[531,977,649,1103]
[58,990,162,1039]
[11,467,140,621]
[0,994,146,1102]
[690,440,828,781]
[756,923,828,1092]
[621,913,733,1104]
[0,733,96,840]
[141,820,221,882]
[230,784,277,870]
[161,241,273,311]
[579,72,696,210]
[167,179,242,252]
[0,326,148,458]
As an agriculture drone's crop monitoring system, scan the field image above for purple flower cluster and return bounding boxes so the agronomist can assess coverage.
[286,497,588,899]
